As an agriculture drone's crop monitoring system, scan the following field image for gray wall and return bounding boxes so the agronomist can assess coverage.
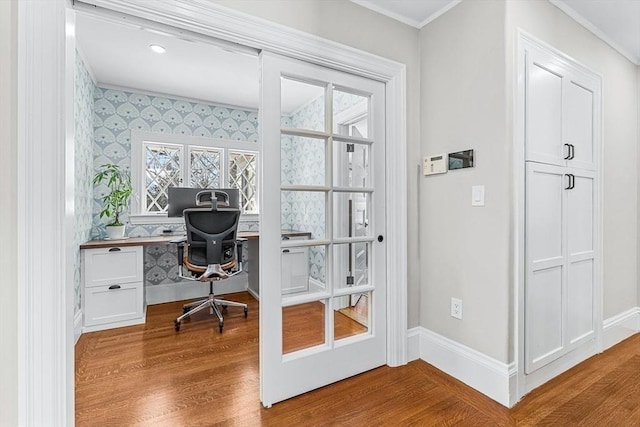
[0,0,18,424]
[505,0,639,323]
[214,0,423,327]
[419,0,511,362]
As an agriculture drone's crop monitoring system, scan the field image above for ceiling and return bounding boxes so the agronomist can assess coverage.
[76,1,639,111]
[353,0,640,64]
[75,13,320,113]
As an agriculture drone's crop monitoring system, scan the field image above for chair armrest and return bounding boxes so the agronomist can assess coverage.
[169,236,187,244]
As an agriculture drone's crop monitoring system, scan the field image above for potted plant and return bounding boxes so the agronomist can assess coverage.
[93,163,133,239]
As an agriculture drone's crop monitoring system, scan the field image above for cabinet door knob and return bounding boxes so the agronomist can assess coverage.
[377,235,384,242]
[108,284,121,290]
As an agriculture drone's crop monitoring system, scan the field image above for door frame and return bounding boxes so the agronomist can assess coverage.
[514,31,603,404]
[18,0,408,422]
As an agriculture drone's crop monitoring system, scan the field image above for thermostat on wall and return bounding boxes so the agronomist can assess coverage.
[423,154,447,176]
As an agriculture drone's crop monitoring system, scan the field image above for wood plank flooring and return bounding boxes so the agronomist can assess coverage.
[76,293,640,426]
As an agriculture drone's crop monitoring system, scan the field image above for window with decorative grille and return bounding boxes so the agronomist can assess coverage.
[132,131,259,218]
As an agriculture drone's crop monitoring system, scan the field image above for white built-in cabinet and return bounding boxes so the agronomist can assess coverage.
[524,41,600,375]
[82,246,146,332]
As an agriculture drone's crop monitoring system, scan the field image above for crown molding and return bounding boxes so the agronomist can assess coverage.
[549,0,640,66]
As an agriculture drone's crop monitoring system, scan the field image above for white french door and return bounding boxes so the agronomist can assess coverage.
[259,52,386,407]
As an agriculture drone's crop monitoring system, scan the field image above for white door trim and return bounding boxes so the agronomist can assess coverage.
[19,0,408,421]
[514,30,603,404]
[17,0,75,424]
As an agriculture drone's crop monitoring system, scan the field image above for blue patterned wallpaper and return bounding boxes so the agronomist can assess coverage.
[92,86,259,286]
[74,54,96,314]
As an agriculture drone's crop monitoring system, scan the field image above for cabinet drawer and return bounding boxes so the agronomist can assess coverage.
[83,246,143,287]
[84,282,144,327]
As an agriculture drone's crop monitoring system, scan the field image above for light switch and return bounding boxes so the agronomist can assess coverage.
[472,185,485,206]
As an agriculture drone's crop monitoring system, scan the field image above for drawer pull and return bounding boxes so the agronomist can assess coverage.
[108,284,122,290]
[108,247,121,252]
[282,249,290,253]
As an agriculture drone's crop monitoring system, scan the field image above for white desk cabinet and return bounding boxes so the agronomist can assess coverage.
[82,245,145,332]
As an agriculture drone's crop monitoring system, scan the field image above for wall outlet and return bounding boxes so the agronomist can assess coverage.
[451,297,463,320]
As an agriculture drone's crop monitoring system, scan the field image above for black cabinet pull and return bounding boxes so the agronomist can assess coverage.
[282,249,290,254]
[569,144,575,160]
[108,284,121,290]
[564,143,571,160]
[565,174,575,190]
[108,247,121,252]
[377,235,384,242]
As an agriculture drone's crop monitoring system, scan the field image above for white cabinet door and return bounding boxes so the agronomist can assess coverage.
[525,49,567,166]
[566,169,596,348]
[525,163,566,373]
[525,163,597,374]
[525,48,598,171]
[564,79,596,171]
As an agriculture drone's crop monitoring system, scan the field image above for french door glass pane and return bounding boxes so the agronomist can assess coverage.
[281,77,325,132]
[189,147,221,188]
[281,191,326,240]
[333,293,369,341]
[333,192,370,238]
[333,140,369,188]
[281,244,326,296]
[333,242,369,291]
[282,301,327,354]
[144,143,181,212]
[333,90,369,138]
[281,135,326,186]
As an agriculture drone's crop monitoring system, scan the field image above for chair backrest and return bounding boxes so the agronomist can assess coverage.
[183,199,241,269]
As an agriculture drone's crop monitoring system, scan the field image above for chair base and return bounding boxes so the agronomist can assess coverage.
[174,293,248,333]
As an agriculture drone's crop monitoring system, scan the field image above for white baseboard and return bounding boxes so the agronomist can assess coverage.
[145,272,249,305]
[408,326,514,407]
[74,310,83,345]
[602,307,640,350]
[407,327,421,361]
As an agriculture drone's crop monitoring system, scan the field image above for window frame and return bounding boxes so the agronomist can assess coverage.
[130,130,259,224]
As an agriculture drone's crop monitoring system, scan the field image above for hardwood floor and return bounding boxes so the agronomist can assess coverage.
[76,293,640,425]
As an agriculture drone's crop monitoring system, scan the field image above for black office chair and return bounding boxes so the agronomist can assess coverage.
[173,190,248,333]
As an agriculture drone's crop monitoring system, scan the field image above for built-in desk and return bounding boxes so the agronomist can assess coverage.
[80,230,310,331]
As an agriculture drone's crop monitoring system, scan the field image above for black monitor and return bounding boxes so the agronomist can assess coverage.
[167,187,240,217]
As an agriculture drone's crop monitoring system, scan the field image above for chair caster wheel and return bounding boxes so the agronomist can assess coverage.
[219,322,224,333]
[182,306,190,315]
[174,320,181,332]
[244,307,248,318]
[221,304,228,313]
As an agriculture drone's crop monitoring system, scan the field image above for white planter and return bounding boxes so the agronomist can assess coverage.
[106,224,126,239]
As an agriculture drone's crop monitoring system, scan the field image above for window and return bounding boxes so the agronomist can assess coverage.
[131,131,259,221]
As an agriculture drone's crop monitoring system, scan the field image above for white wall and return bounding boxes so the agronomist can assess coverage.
[0,0,18,424]
[213,0,422,327]
[419,0,511,362]
[505,0,639,323]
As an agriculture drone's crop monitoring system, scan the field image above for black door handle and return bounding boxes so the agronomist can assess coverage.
[108,284,121,290]
[282,249,290,254]
[564,143,571,160]
[569,144,575,160]
[108,247,121,252]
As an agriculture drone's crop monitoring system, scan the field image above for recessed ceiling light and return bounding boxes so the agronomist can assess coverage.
[149,44,166,54]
